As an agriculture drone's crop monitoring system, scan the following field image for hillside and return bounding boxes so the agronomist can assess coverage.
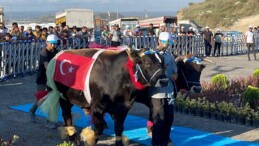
[177,0,259,31]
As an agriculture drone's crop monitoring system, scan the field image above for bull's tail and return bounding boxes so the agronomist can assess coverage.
[39,51,65,122]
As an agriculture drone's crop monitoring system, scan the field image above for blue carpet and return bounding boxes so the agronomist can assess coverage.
[10,103,259,146]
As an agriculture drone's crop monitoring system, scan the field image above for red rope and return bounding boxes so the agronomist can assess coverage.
[125,58,145,90]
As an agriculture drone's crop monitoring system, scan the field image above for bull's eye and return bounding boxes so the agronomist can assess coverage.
[144,61,151,67]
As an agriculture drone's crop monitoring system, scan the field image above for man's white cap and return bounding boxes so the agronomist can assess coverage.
[47,34,58,44]
[217,28,220,31]
[181,26,185,29]
[135,24,140,28]
[189,27,193,29]
[160,23,166,27]
[205,26,209,29]
[126,25,130,29]
[249,25,253,28]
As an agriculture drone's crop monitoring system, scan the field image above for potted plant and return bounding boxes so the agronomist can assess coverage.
[237,103,251,125]
[253,110,259,128]
[188,98,197,116]
[202,99,211,119]
[175,95,184,113]
[182,97,190,115]
[195,97,204,117]
[221,101,231,123]
[229,103,238,124]
[217,101,225,122]
[210,102,217,120]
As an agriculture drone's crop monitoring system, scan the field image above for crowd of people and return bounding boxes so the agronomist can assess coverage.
[0,22,91,44]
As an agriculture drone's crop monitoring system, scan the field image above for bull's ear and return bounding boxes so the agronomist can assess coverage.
[130,50,142,64]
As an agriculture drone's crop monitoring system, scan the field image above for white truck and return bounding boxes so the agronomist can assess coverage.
[109,17,139,30]
[55,8,94,28]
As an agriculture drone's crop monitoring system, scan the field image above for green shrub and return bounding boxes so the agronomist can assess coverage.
[243,85,259,108]
[252,69,259,77]
[57,141,75,146]
[211,74,229,89]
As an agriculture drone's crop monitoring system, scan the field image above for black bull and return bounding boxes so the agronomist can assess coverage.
[47,48,167,146]
[134,55,213,133]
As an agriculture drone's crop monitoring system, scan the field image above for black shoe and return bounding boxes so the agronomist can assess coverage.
[29,104,37,115]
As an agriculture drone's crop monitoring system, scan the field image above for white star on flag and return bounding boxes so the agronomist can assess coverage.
[68,66,74,73]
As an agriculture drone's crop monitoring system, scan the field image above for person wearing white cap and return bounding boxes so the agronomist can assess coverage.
[148,22,177,146]
[122,25,133,45]
[30,34,59,116]
[245,25,256,61]
[213,29,225,57]
[202,25,213,57]
[187,26,196,36]
[133,24,143,36]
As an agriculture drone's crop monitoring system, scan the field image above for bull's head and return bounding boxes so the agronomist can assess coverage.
[130,49,167,87]
[175,54,214,93]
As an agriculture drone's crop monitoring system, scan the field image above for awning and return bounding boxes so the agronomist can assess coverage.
[55,16,66,25]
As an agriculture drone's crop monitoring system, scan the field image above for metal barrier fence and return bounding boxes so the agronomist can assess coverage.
[1,34,259,81]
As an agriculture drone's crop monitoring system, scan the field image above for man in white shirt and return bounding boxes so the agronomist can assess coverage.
[245,25,256,61]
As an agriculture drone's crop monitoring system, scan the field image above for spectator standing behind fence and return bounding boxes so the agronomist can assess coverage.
[123,25,133,45]
[101,25,110,46]
[24,26,35,40]
[213,29,225,57]
[202,26,213,57]
[170,26,178,49]
[33,25,42,40]
[10,25,21,41]
[147,23,155,36]
[245,26,257,61]
[29,34,59,116]
[48,26,54,35]
[0,23,8,37]
[134,24,143,36]
[110,24,121,47]
[71,26,78,38]
[78,26,90,48]
[40,27,49,40]
[19,25,27,39]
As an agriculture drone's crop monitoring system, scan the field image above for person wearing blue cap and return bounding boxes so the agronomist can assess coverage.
[30,34,59,116]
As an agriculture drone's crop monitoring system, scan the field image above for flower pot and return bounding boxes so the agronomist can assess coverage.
[196,109,203,117]
[223,114,231,123]
[217,113,224,122]
[230,116,238,124]
[183,108,189,115]
[174,106,179,113]
[178,107,184,114]
[245,119,253,127]
[253,119,259,128]
[188,109,196,116]
[203,111,211,119]
[238,117,245,125]
[210,112,217,120]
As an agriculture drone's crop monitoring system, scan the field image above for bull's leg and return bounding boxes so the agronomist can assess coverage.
[59,98,80,145]
[80,106,106,146]
[110,110,129,146]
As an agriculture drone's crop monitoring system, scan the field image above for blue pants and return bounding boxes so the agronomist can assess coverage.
[204,40,212,56]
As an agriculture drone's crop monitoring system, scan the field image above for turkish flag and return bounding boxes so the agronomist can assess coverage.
[54,52,94,90]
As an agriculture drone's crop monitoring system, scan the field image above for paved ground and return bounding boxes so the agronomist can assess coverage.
[0,54,259,146]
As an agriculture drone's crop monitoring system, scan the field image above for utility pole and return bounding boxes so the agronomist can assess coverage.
[116,0,119,19]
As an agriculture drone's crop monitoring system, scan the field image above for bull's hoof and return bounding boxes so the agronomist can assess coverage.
[115,135,129,146]
[58,126,77,139]
[122,135,129,146]
[80,126,96,146]
[147,126,152,137]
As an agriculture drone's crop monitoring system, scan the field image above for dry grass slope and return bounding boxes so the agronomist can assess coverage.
[177,0,259,31]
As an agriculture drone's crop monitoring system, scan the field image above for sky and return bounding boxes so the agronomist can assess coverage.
[0,0,204,12]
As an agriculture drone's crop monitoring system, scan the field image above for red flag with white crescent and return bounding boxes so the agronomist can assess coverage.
[54,52,94,90]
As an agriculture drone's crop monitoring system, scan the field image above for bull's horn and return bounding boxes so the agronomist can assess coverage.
[201,58,215,64]
[175,56,185,62]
